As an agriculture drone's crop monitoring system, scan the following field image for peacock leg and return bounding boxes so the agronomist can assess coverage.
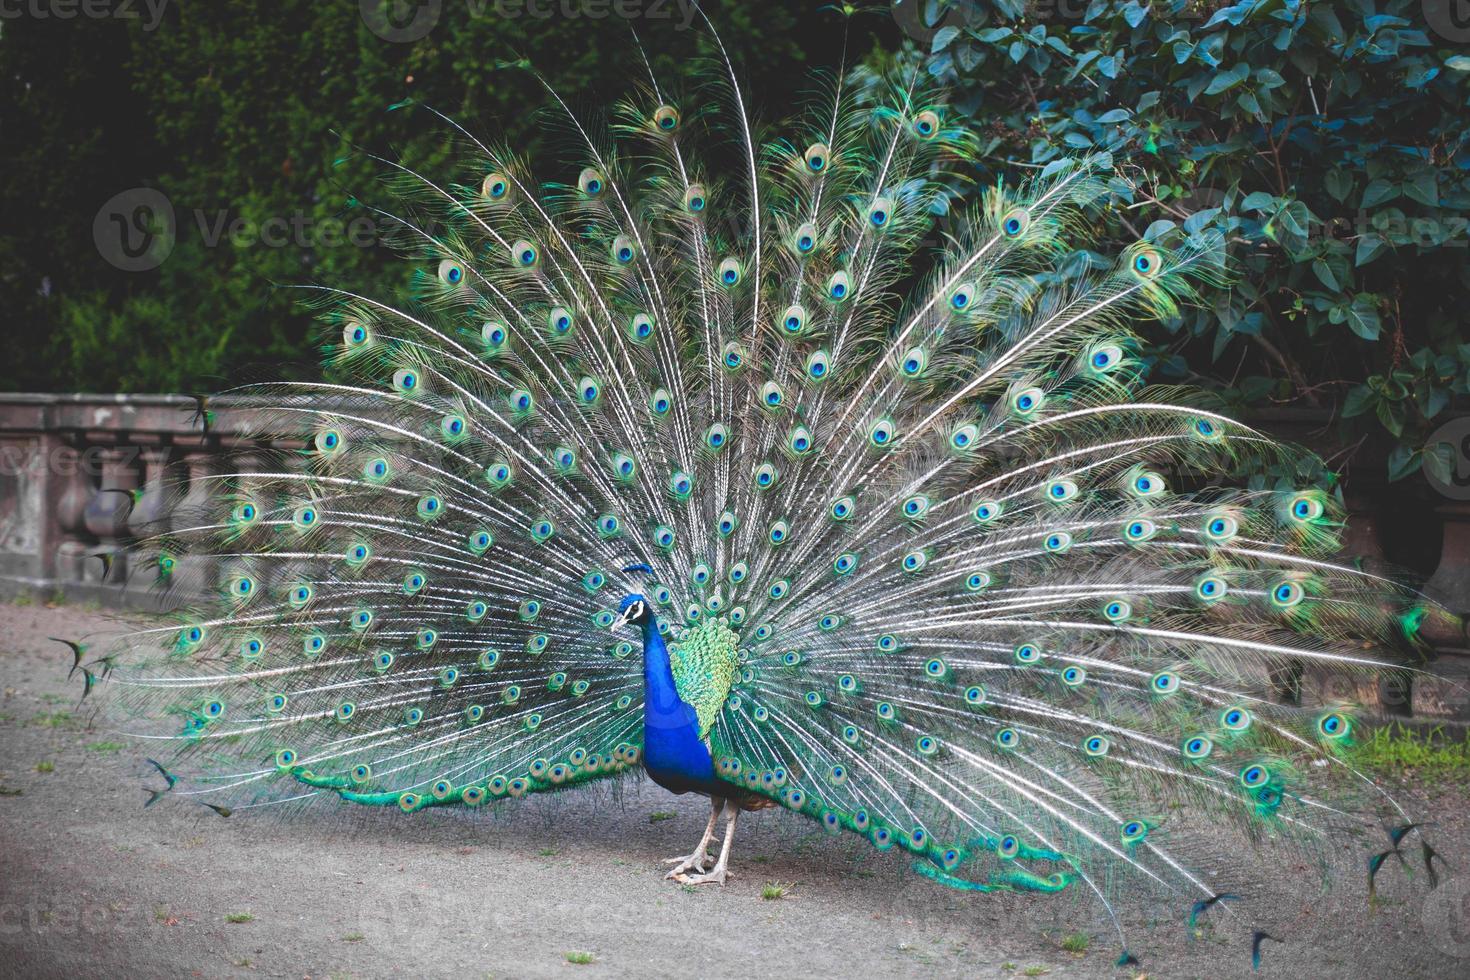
[664,795,724,878]
[678,803,738,885]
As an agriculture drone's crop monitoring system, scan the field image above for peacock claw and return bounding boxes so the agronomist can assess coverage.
[663,850,715,877]
[675,867,732,885]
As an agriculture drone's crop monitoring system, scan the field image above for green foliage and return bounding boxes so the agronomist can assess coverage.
[907,0,1470,478]
[0,0,844,394]
[1348,722,1470,775]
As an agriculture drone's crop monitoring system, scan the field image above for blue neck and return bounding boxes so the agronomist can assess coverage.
[641,623,684,720]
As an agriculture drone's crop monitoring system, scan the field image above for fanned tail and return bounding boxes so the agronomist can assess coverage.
[80,31,1441,961]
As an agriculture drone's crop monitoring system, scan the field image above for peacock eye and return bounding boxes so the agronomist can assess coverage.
[483,172,510,199]
[652,104,680,131]
[1131,245,1163,278]
[1001,206,1029,237]
[827,270,850,301]
[868,197,892,228]
[717,256,743,287]
[782,304,806,335]
[803,142,830,172]
[578,167,605,197]
[438,259,464,285]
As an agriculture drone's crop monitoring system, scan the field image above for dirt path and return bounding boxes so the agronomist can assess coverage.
[1,600,1467,979]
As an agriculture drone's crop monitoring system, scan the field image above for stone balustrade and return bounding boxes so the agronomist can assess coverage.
[0,393,1467,723]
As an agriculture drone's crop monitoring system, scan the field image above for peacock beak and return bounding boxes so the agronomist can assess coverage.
[611,610,633,631]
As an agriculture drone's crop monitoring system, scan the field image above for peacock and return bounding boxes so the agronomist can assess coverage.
[73,26,1443,966]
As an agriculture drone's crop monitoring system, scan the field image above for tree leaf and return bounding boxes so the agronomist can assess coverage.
[1355,234,1388,267]
[1346,295,1382,341]
[1312,259,1340,292]
[1360,179,1399,209]
[931,26,961,53]
[1204,64,1249,96]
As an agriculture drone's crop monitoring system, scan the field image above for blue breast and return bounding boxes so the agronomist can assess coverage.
[640,623,720,795]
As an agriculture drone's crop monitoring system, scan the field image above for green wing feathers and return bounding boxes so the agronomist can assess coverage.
[669,618,740,738]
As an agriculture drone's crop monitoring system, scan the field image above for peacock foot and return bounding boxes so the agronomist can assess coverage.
[674,866,733,885]
[663,848,717,878]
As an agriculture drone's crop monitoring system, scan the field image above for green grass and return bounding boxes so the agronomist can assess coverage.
[0,786,22,797]
[564,951,595,964]
[537,847,558,857]
[760,881,790,900]
[86,741,126,753]
[1060,932,1090,954]
[342,932,364,943]
[1021,968,1050,977]
[1348,723,1470,776]
[35,761,54,773]
[648,811,676,823]
[224,912,254,924]
[32,711,74,728]
[11,591,34,607]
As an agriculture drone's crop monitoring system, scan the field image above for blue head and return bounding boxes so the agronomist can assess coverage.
[613,593,653,631]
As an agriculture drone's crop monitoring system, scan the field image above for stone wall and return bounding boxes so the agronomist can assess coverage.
[1,393,1466,723]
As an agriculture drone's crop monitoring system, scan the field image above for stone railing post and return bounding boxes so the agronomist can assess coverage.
[81,446,141,585]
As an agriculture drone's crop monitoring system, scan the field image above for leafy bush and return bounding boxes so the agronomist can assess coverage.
[903,0,1470,480]
[0,0,836,394]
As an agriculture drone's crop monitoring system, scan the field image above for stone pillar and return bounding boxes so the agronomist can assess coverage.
[172,449,219,596]
[81,446,141,585]
[126,444,176,596]
[53,443,96,585]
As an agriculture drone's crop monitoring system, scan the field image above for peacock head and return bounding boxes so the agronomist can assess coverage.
[612,594,653,631]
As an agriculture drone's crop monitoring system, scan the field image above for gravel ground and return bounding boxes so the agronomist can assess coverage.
[1,600,1468,979]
